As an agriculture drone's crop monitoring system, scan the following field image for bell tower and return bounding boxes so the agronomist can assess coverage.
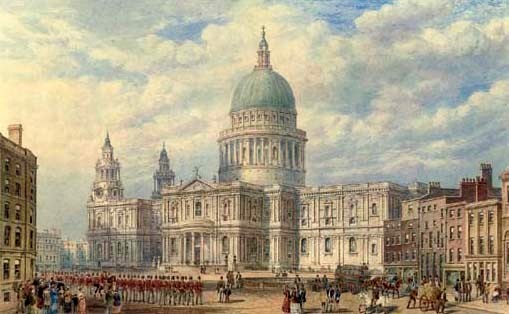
[90,132,124,202]
[152,142,176,199]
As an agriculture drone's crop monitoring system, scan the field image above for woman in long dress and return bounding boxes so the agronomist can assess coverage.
[77,293,86,314]
[282,286,291,314]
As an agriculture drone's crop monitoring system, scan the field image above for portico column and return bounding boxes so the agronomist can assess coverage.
[191,233,195,265]
[200,233,204,264]
[209,233,213,263]
[183,234,187,264]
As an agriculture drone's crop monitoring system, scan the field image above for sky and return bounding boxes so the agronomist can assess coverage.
[1,0,509,239]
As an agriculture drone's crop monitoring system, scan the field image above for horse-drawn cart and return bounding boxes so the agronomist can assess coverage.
[418,283,441,312]
[335,265,370,293]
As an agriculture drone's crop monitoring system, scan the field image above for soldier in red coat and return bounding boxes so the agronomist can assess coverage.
[194,276,204,305]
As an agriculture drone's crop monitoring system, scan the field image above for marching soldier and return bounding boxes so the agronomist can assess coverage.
[195,276,203,305]
[187,277,194,306]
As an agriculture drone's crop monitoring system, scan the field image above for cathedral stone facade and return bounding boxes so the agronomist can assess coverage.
[160,29,419,273]
[86,134,161,269]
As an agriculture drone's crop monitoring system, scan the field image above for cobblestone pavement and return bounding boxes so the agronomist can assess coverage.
[84,288,503,314]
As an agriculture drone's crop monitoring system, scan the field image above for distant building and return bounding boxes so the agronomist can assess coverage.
[394,163,503,286]
[36,229,63,272]
[0,124,37,305]
[61,239,89,271]
[86,133,160,270]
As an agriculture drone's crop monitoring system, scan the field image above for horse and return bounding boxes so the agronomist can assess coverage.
[382,279,401,298]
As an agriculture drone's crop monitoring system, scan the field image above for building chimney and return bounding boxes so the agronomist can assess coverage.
[7,124,23,146]
[480,163,493,189]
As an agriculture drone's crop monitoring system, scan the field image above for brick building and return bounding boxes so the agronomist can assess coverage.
[464,199,502,284]
[0,125,37,305]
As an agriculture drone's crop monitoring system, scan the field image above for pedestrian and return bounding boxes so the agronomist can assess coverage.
[407,287,417,309]
[334,284,341,312]
[290,286,300,313]
[466,280,472,302]
[483,282,490,303]
[282,286,291,314]
[216,276,225,303]
[104,289,114,314]
[298,283,306,312]
[43,286,51,313]
[77,292,86,314]
[320,288,327,313]
[63,288,73,313]
[454,279,460,302]
[436,288,447,313]
[224,282,232,303]
[112,289,122,313]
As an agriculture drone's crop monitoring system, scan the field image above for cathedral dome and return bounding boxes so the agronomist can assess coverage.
[230,26,295,113]
[230,69,295,113]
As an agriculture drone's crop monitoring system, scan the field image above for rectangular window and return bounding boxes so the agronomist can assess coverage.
[457,225,462,239]
[429,232,432,248]
[469,238,474,254]
[15,204,21,220]
[15,183,21,196]
[3,202,9,219]
[411,232,416,243]
[14,260,20,279]
[458,248,463,262]
[3,259,9,280]
[449,226,454,240]
[479,237,485,255]
[479,212,484,225]
[468,212,474,225]
[489,236,494,254]
[449,209,454,217]
[457,208,462,218]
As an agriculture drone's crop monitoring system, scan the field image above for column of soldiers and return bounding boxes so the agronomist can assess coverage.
[41,272,204,307]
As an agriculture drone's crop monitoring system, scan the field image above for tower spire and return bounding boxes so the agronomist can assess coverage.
[255,25,271,70]
[104,131,111,147]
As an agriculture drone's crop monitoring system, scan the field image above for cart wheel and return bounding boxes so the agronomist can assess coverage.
[419,297,429,312]
[358,304,366,313]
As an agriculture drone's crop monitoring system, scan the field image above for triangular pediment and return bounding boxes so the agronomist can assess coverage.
[180,179,214,192]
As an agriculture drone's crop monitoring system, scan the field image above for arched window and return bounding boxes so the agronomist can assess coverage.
[272,147,278,161]
[371,243,377,255]
[14,227,21,247]
[4,226,11,246]
[371,203,377,215]
[325,237,332,253]
[222,236,229,254]
[195,202,202,216]
[117,215,122,227]
[301,238,307,254]
[97,216,102,228]
[349,237,357,253]
[117,242,122,255]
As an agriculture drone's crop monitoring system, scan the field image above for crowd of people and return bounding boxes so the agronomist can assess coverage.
[14,274,87,314]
